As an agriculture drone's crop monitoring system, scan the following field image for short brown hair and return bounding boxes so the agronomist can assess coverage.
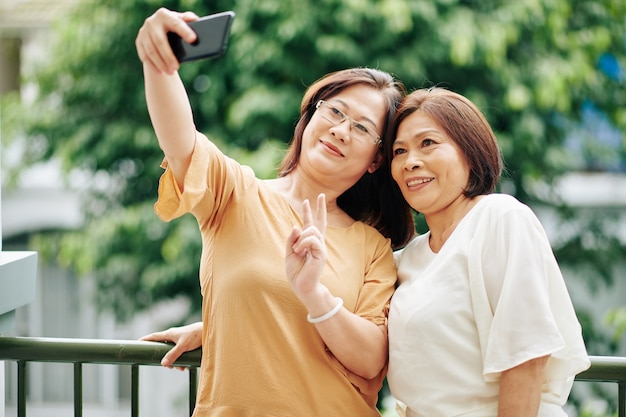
[387,87,503,197]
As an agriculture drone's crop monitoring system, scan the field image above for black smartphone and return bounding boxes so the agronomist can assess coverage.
[167,11,235,63]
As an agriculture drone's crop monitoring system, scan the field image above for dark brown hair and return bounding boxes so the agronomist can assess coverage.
[278,68,414,248]
[387,87,503,197]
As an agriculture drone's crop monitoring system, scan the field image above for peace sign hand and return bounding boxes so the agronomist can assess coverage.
[285,194,328,299]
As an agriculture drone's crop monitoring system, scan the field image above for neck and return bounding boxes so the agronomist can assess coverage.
[266,174,342,213]
[425,195,482,252]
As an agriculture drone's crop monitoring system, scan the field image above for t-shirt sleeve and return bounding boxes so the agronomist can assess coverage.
[475,204,589,381]
[154,132,254,227]
[355,231,397,327]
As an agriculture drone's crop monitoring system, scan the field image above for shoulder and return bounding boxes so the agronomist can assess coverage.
[458,194,543,245]
[477,193,527,212]
[393,233,429,263]
[197,133,260,187]
[471,194,537,223]
[471,194,550,249]
[337,221,394,258]
[353,221,392,244]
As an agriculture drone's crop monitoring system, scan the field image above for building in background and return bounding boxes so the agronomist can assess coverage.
[1,1,190,416]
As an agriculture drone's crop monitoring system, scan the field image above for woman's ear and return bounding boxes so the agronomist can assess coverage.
[367,152,384,173]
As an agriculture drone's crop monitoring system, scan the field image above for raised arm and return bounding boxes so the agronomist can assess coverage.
[135,8,200,188]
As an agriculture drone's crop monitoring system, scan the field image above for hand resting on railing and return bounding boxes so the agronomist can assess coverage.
[140,321,202,370]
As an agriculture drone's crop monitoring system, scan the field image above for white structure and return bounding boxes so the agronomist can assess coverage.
[0,2,191,416]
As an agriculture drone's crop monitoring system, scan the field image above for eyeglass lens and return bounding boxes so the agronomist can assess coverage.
[317,101,380,145]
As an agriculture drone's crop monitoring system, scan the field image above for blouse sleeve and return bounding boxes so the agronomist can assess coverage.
[469,202,590,383]
[154,132,255,227]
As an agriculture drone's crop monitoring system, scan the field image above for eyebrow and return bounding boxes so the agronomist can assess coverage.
[393,129,441,145]
[327,99,379,129]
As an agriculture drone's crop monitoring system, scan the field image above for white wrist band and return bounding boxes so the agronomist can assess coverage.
[307,297,344,324]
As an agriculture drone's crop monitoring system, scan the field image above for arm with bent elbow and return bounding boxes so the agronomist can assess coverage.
[308,299,388,379]
[285,194,388,379]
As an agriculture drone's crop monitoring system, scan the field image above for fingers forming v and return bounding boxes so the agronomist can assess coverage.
[315,193,327,238]
[301,198,312,229]
[301,194,327,232]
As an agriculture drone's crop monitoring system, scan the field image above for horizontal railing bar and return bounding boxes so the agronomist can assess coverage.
[576,356,626,383]
[0,337,625,417]
[0,336,201,367]
[1,337,625,384]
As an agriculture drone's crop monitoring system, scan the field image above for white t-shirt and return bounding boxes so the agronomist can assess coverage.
[388,194,590,417]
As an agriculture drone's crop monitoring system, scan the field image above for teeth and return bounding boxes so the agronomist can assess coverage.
[407,178,432,187]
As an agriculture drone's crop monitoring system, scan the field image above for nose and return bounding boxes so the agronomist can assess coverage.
[329,118,353,142]
[404,151,421,171]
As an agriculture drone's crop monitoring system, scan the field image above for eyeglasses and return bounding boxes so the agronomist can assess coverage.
[315,100,382,146]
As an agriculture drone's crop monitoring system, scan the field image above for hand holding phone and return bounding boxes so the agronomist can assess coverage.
[167,11,235,63]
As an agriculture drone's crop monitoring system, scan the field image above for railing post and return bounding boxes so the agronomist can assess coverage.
[132,364,139,417]
[0,361,4,417]
[74,363,82,417]
[189,367,197,417]
[617,382,626,417]
[17,360,26,417]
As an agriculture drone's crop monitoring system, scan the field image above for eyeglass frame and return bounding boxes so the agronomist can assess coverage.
[315,100,382,146]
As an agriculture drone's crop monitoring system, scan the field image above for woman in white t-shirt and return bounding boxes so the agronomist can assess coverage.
[386,87,590,417]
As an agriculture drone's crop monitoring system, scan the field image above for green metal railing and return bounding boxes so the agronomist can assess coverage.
[0,336,625,417]
[0,336,202,417]
[577,355,626,417]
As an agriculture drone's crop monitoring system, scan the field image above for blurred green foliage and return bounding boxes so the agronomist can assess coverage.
[5,0,626,338]
[2,0,626,412]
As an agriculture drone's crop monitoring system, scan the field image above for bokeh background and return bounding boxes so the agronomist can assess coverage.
[1,0,625,415]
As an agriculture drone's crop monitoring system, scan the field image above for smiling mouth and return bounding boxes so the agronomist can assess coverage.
[321,140,344,157]
[407,178,433,187]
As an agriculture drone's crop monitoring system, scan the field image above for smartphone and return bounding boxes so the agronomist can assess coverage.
[167,11,235,63]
